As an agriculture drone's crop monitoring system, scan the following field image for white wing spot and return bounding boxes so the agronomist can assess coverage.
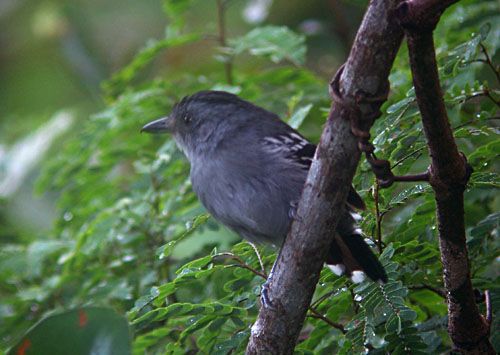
[262,133,313,169]
[264,137,281,145]
[279,135,293,144]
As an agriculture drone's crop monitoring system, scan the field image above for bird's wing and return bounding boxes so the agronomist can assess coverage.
[262,131,365,210]
[262,131,316,171]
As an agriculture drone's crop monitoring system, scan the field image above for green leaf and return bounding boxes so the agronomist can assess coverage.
[479,22,491,40]
[178,315,215,343]
[211,331,249,355]
[103,34,200,98]
[163,0,194,17]
[229,26,306,65]
[386,312,402,334]
[386,97,414,114]
[288,104,313,129]
[388,184,430,207]
[469,140,500,168]
[469,172,500,188]
[26,240,69,278]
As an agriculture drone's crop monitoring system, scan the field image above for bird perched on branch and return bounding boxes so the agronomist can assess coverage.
[142,90,387,284]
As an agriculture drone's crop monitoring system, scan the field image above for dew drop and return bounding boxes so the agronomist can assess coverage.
[63,211,73,221]
[122,255,135,262]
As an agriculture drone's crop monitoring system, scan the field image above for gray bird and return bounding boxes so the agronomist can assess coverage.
[142,90,387,283]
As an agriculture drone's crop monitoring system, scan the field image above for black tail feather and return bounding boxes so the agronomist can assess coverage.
[326,233,387,283]
[342,233,387,283]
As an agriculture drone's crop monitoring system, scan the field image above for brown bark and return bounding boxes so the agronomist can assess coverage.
[399,0,494,353]
[245,0,403,353]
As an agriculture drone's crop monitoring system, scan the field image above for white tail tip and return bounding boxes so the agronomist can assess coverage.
[351,270,366,283]
[328,264,346,276]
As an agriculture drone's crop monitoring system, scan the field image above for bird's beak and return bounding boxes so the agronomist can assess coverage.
[141,116,174,134]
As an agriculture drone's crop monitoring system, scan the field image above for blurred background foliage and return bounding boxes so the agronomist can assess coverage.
[0,0,498,353]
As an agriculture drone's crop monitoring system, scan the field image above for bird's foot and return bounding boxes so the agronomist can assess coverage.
[288,201,303,222]
[260,276,277,310]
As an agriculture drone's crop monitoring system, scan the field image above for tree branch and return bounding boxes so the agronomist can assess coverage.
[245,0,404,353]
[397,0,460,31]
[399,0,494,352]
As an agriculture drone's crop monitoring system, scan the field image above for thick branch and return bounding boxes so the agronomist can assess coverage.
[245,1,403,353]
[397,0,459,30]
[400,0,494,353]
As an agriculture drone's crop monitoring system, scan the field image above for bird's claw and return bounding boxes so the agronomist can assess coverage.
[288,201,303,222]
[260,278,277,310]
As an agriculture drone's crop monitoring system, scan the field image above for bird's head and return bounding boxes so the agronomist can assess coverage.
[141,90,258,160]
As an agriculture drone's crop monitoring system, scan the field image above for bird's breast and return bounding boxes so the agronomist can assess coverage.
[189,157,299,245]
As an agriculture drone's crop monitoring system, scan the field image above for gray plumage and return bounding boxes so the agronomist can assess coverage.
[142,90,387,283]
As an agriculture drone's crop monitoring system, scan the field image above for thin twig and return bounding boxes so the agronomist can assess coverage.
[311,290,338,308]
[248,242,266,276]
[452,116,500,131]
[393,146,426,168]
[456,89,500,108]
[374,180,383,254]
[216,0,233,84]
[214,252,268,279]
[224,264,268,279]
[480,43,500,84]
[393,171,429,182]
[307,306,346,333]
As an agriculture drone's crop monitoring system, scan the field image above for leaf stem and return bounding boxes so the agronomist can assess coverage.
[374,180,383,254]
[248,242,266,276]
[480,43,500,85]
[307,306,346,333]
[215,252,268,279]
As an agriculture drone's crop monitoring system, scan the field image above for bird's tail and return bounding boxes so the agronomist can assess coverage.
[327,222,387,284]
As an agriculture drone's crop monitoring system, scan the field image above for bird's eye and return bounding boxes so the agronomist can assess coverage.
[183,115,191,123]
